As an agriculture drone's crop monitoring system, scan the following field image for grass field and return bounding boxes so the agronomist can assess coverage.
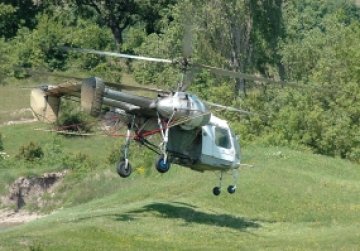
[0,85,33,124]
[0,126,359,250]
[1,79,360,250]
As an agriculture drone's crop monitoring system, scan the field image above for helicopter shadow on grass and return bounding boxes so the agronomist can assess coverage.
[115,202,261,231]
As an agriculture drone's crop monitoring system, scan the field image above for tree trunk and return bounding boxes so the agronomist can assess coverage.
[108,20,123,49]
[228,6,252,96]
[277,62,286,87]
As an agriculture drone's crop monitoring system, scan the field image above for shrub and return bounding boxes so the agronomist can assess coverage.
[57,100,95,133]
[17,142,44,161]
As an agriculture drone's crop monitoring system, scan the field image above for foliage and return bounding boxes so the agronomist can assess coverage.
[57,100,95,133]
[66,0,176,47]
[0,3,18,39]
[0,0,42,39]
[6,13,114,77]
[0,38,13,83]
[0,0,360,163]
[16,142,44,161]
[61,152,96,172]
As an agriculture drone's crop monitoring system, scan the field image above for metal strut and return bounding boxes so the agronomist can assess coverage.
[122,115,135,168]
[219,171,224,188]
[231,168,239,189]
[157,111,176,164]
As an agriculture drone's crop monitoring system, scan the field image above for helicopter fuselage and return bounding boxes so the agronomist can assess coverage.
[166,115,241,172]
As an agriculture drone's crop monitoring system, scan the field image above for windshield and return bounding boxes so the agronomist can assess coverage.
[215,127,231,149]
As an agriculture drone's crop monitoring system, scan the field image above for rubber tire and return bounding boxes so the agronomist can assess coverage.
[116,161,132,178]
[155,156,171,173]
[213,187,221,196]
[227,185,236,194]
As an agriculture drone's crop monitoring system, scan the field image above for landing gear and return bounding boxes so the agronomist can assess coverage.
[212,169,238,196]
[116,160,132,178]
[212,171,223,196]
[155,112,174,174]
[117,116,135,178]
[155,155,171,173]
[228,168,238,194]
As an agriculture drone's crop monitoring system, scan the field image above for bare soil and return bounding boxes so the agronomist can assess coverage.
[0,171,68,226]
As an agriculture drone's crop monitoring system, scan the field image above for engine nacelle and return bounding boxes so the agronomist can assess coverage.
[81,77,105,117]
[156,92,211,130]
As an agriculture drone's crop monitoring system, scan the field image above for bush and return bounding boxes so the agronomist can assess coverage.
[57,100,95,133]
[17,142,44,161]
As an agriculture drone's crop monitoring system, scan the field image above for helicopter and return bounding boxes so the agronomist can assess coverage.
[29,44,282,196]
[31,75,242,196]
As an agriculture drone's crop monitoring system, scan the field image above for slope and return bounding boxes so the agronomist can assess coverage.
[0,144,359,250]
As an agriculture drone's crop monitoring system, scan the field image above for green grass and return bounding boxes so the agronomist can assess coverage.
[1,78,360,250]
[0,85,33,124]
[0,142,360,250]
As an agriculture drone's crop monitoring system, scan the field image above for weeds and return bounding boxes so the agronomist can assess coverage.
[16,141,44,161]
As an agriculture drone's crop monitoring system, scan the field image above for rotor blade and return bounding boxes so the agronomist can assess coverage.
[104,81,171,94]
[24,68,85,81]
[180,68,195,91]
[205,101,252,115]
[194,63,289,85]
[182,0,195,59]
[63,47,173,64]
[24,68,171,94]
[183,21,193,58]
[180,11,194,91]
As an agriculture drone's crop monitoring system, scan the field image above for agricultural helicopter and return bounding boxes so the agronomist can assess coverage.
[29,41,282,196]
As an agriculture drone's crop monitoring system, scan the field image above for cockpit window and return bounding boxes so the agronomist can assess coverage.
[215,127,231,149]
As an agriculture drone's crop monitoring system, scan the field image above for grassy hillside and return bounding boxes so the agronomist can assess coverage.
[1,83,360,250]
[0,140,359,250]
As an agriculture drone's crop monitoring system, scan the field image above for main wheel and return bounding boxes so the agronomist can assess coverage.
[227,185,236,194]
[116,161,132,178]
[212,187,221,196]
[155,155,171,173]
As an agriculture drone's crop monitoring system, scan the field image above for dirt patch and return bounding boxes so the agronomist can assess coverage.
[1,171,68,212]
[0,209,42,225]
[1,118,37,126]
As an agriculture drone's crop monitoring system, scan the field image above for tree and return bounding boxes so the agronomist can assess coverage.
[195,0,284,94]
[70,0,176,48]
[0,3,17,38]
[0,0,42,39]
